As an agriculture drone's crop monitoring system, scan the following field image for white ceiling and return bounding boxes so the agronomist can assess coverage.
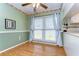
[64,4,79,18]
[9,3,62,15]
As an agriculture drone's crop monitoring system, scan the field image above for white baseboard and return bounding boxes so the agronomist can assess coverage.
[0,40,29,53]
[32,40,63,47]
[32,40,57,46]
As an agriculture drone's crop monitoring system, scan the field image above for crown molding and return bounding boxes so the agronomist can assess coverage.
[7,3,31,16]
[7,3,61,16]
[31,8,60,16]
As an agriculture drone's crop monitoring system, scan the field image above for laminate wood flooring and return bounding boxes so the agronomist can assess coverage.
[0,42,66,56]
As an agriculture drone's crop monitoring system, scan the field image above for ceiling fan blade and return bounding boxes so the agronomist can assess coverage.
[22,3,31,6]
[40,3,48,9]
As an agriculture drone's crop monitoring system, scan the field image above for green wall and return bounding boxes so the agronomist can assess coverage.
[0,3,30,51]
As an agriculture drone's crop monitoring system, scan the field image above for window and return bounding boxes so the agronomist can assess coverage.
[32,15,57,43]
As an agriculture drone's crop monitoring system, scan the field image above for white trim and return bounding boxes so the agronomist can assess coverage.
[32,40,57,46]
[32,41,63,47]
[0,30,30,33]
[0,40,29,53]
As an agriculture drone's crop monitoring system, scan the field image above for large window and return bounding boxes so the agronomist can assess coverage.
[32,15,57,43]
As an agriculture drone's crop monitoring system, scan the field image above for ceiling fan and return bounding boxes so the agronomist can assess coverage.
[21,3,48,12]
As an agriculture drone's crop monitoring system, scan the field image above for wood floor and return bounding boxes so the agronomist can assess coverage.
[0,42,66,56]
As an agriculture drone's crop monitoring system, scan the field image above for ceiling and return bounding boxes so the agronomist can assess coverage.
[64,4,79,19]
[9,3,62,15]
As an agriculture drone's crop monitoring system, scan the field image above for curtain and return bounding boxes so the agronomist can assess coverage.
[29,16,34,42]
[54,13,63,46]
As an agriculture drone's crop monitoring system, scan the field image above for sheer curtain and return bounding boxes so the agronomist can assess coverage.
[29,16,34,42]
[30,13,63,46]
[54,13,63,46]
